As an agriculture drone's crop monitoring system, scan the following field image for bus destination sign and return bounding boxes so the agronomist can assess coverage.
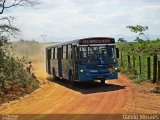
[79,38,115,45]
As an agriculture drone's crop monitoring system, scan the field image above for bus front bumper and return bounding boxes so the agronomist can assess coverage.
[78,72,118,81]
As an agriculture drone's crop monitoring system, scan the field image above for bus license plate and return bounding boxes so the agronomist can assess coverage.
[97,76,104,78]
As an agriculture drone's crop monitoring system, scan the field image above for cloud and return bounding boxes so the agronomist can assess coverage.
[2,0,160,41]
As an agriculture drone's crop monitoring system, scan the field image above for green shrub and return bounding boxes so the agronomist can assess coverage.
[0,39,39,104]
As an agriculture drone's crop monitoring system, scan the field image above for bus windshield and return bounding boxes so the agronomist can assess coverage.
[79,45,117,65]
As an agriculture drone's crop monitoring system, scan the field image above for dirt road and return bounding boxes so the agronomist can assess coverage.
[0,63,160,119]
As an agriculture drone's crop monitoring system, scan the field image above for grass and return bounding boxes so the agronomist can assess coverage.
[117,40,160,84]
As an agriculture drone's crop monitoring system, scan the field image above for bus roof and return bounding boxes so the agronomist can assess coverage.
[46,37,115,49]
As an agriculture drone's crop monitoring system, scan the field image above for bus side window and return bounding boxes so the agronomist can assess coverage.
[80,51,83,59]
[68,45,72,59]
[51,48,54,59]
[83,52,87,57]
[63,46,67,59]
[55,47,57,59]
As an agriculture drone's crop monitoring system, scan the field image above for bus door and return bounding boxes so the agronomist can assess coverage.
[72,45,78,79]
[58,47,62,77]
[46,48,51,74]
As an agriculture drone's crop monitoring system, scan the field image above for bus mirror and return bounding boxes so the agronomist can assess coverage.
[116,48,119,58]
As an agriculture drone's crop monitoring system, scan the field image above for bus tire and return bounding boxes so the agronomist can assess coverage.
[69,70,75,86]
[52,67,57,81]
[101,80,105,85]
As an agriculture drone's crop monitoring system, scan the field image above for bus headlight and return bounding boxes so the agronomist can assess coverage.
[114,67,118,71]
[80,70,84,72]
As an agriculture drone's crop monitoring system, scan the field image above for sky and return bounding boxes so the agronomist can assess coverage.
[2,0,160,42]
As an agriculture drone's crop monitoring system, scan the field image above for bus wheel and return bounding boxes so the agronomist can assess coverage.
[69,71,75,86]
[101,80,105,85]
[52,68,56,81]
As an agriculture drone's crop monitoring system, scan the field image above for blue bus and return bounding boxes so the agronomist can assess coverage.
[46,37,119,85]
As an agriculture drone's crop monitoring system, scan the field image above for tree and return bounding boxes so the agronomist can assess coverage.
[0,17,20,39]
[118,38,127,42]
[0,0,38,37]
[0,0,38,68]
[0,0,39,103]
[126,25,149,41]
[0,0,37,14]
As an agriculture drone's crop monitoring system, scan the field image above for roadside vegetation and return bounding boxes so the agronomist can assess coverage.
[117,25,160,93]
[0,0,40,104]
[117,40,160,81]
[0,40,39,103]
